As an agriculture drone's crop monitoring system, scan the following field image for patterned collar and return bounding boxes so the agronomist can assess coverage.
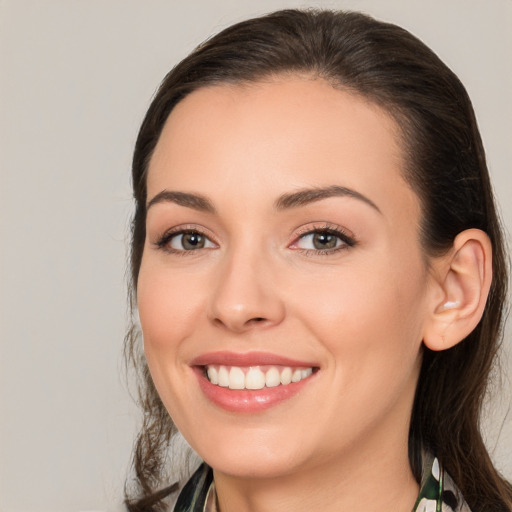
[172,454,471,512]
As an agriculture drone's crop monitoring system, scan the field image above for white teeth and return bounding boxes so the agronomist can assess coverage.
[218,366,229,387]
[265,367,281,387]
[207,366,218,385]
[205,365,314,389]
[280,367,292,385]
[301,368,313,379]
[228,367,245,390]
[245,367,265,390]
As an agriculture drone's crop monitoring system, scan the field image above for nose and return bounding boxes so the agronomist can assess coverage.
[208,246,286,333]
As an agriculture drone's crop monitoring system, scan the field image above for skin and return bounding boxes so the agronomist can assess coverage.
[137,77,440,512]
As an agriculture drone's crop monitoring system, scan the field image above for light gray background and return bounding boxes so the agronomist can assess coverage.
[1,0,511,511]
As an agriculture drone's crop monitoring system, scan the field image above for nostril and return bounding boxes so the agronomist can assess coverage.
[245,317,267,326]
[212,316,266,329]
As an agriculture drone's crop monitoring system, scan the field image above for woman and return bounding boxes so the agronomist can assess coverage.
[124,9,512,512]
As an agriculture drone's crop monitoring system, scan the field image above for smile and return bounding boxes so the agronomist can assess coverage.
[205,365,314,390]
[192,352,319,412]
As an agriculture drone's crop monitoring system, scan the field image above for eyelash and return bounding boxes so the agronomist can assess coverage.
[154,226,217,256]
[153,223,356,256]
[291,223,357,256]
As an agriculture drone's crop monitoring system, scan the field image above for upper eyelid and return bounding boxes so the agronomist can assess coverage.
[157,224,217,241]
[289,223,357,250]
[151,226,219,254]
[292,223,355,240]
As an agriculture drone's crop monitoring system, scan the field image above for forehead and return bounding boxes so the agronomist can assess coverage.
[147,77,418,223]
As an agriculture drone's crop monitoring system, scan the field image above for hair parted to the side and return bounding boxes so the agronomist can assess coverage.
[124,9,512,512]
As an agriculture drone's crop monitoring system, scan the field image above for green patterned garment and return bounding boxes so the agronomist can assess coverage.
[173,454,471,512]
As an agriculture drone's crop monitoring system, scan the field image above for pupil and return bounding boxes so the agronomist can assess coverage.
[313,232,336,249]
[183,233,204,250]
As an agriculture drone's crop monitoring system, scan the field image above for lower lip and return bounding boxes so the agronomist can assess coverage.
[194,367,316,413]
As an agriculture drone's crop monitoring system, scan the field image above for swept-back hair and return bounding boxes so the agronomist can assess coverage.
[125,9,511,511]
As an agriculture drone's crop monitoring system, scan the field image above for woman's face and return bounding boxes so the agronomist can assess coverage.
[138,78,434,479]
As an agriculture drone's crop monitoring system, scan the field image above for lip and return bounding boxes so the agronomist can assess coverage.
[191,351,316,368]
[191,351,319,413]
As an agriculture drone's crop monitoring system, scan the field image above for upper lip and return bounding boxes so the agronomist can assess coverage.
[191,351,317,368]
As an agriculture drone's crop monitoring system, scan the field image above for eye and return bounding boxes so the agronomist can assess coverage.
[157,229,216,253]
[297,231,341,250]
[291,226,356,254]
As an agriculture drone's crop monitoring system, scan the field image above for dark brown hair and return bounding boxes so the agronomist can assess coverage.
[124,9,511,511]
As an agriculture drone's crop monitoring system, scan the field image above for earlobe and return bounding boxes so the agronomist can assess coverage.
[423,229,492,352]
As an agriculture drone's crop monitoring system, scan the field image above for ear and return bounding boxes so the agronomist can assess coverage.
[423,229,492,352]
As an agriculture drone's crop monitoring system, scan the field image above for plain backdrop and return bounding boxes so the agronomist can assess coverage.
[0,0,511,510]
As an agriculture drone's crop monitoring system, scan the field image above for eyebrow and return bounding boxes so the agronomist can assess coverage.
[146,185,381,215]
[146,190,216,213]
[274,185,381,213]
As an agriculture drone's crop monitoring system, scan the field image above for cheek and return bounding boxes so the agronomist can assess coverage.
[292,255,427,371]
[136,261,209,422]
[137,262,207,354]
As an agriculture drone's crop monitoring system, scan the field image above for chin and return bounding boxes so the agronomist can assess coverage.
[202,450,304,480]
[185,425,318,480]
